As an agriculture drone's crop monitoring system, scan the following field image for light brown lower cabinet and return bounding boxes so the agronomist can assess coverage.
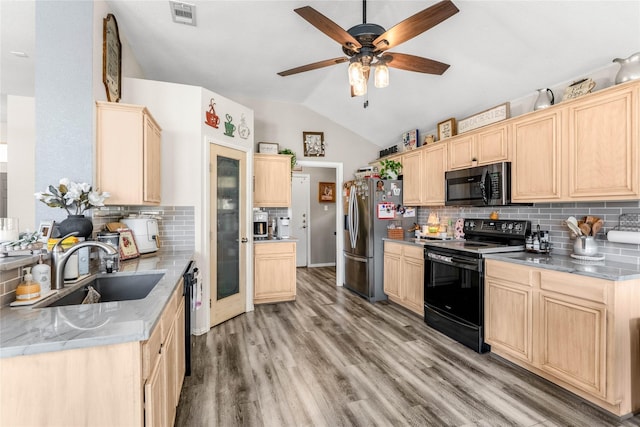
[383,241,424,316]
[0,283,186,427]
[254,241,297,304]
[485,259,640,417]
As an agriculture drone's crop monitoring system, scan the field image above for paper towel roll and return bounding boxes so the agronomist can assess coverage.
[607,230,640,244]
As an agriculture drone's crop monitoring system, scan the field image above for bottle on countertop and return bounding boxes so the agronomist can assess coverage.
[15,268,41,301]
[31,253,51,294]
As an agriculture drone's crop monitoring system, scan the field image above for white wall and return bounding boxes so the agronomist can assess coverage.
[235,97,380,180]
[7,96,35,231]
[123,77,255,335]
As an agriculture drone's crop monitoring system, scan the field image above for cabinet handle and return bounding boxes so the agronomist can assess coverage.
[241,238,248,243]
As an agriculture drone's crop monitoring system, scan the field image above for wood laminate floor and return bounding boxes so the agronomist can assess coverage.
[176,267,640,427]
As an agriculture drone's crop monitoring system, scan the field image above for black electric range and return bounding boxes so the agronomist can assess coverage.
[423,219,531,353]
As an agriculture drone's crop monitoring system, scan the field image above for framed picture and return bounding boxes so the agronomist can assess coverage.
[437,118,457,140]
[319,182,336,203]
[102,13,122,102]
[402,129,419,150]
[38,221,53,243]
[303,131,325,157]
[258,142,279,154]
[118,228,140,260]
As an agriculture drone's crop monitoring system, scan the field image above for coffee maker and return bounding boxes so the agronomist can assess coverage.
[253,210,268,239]
[277,217,290,239]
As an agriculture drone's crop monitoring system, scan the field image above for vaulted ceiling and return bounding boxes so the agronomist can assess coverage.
[3,1,639,147]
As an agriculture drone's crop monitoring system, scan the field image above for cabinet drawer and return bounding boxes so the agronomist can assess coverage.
[540,270,608,304]
[254,242,295,255]
[384,241,403,255]
[142,323,162,380]
[486,260,531,287]
[403,245,424,261]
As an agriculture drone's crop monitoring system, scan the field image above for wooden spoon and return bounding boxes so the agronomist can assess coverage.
[579,222,592,236]
[591,219,603,236]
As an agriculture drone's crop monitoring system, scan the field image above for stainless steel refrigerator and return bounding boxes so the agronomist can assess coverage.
[343,178,414,302]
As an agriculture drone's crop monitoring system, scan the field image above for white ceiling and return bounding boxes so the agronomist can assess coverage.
[2,1,640,147]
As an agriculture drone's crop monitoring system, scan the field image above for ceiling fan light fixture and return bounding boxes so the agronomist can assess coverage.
[348,61,364,85]
[353,79,367,97]
[374,63,389,88]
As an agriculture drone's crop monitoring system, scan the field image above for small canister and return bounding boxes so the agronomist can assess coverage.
[97,231,120,273]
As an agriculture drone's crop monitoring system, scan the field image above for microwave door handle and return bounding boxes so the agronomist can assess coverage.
[480,169,489,205]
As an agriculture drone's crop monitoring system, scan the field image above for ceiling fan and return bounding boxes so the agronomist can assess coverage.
[277,0,459,96]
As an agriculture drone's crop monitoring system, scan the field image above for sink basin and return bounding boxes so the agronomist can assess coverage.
[43,273,164,307]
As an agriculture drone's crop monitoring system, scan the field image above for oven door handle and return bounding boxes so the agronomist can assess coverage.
[427,254,480,271]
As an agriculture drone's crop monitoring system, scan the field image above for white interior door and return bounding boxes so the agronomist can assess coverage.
[291,174,310,267]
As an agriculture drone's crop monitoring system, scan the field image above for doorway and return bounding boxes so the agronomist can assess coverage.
[292,161,343,287]
[209,144,247,327]
[291,174,310,267]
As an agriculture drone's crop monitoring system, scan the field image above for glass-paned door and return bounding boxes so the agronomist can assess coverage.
[210,144,246,327]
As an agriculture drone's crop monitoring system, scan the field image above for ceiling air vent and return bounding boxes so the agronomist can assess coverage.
[169,1,196,26]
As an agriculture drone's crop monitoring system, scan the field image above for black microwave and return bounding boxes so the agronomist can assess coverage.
[444,162,512,206]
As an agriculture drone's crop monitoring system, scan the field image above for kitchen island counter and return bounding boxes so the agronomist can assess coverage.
[0,250,193,358]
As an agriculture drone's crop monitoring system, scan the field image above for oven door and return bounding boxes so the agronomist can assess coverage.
[424,249,483,327]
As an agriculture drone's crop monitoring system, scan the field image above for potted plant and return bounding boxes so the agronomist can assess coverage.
[279,148,297,170]
[379,159,402,180]
[34,178,110,238]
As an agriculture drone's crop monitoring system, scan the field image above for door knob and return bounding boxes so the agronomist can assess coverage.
[241,237,248,243]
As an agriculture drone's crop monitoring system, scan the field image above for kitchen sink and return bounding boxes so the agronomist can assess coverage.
[42,273,165,307]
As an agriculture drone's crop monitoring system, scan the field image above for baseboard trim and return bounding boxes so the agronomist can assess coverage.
[307,263,336,268]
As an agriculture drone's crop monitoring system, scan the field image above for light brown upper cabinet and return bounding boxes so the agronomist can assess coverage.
[566,83,638,200]
[423,143,448,205]
[448,125,509,170]
[253,154,291,207]
[511,109,563,202]
[96,101,162,205]
[400,150,424,205]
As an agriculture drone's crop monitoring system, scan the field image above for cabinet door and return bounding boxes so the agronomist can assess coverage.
[485,280,532,363]
[448,135,475,170]
[423,143,447,205]
[144,115,162,203]
[383,243,402,299]
[401,246,424,316]
[401,150,424,205]
[567,86,638,199]
[163,322,177,427]
[254,154,292,207]
[477,125,509,165]
[512,110,563,201]
[145,353,165,427]
[254,242,296,303]
[174,299,186,404]
[539,293,607,399]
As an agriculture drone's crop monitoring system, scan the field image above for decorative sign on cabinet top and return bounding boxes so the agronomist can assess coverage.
[458,102,510,134]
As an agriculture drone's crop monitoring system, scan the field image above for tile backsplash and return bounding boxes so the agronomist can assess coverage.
[417,201,640,266]
[92,205,195,252]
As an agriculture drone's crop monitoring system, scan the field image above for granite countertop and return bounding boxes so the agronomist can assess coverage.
[485,252,640,281]
[0,250,193,358]
[383,237,640,281]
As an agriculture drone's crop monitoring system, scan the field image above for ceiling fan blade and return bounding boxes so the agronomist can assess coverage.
[373,0,459,52]
[278,57,349,77]
[295,6,362,52]
[382,53,450,75]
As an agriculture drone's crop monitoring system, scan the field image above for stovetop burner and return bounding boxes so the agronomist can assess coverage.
[422,219,530,255]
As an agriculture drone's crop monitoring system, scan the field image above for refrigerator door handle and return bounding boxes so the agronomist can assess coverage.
[348,185,357,249]
[344,253,367,263]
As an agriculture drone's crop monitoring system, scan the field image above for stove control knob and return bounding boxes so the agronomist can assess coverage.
[508,223,514,230]
[514,223,523,232]
[501,223,507,231]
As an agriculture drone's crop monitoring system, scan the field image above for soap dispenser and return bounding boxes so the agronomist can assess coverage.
[15,268,41,301]
[31,253,51,294]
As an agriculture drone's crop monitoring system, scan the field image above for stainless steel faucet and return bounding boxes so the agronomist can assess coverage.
[51,232,119,290]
